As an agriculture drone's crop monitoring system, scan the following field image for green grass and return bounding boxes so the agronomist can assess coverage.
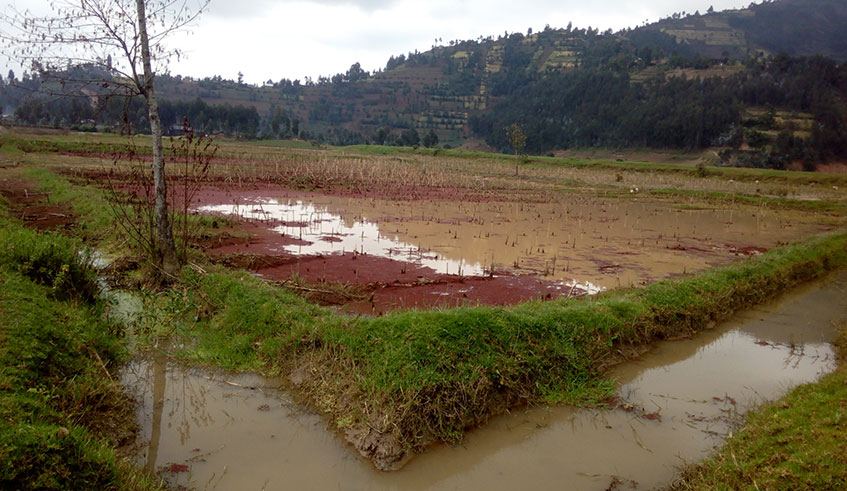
[12,130,845,189]
[251,138,324,149]
[0,132,150,157]
[0,215,99,302]
[673,325,847,490]
[340,143,847,187]
[0,215,159,490]
[644,188,847,215]
[15,167,238,270]
[21,166,118,241]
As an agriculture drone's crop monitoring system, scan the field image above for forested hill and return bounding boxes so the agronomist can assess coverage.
[3,0,847,168]
[640,0,847,61]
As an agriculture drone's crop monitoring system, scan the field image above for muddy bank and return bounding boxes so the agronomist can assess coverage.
[0,176,75,230]
[124,270,847,489]
[215,250,590,312]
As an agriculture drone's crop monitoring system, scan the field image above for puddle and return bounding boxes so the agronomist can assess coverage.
[124,270,847,490]
[197,192,829,290]
[201,199,486,279]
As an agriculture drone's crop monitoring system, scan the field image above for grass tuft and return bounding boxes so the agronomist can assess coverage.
[0,218,99,302]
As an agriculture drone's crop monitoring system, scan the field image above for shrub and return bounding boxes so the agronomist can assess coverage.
[0,221,99,302]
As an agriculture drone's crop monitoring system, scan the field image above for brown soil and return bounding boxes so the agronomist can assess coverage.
[815,162,847,175]
[0,176,75,230]
[188,185,596,312]
[69,167,541,203]
[65,166,837,314]
[187,181,830,314]
[66,169,566,312]
[208,247,585,313]
[344,273,584,315]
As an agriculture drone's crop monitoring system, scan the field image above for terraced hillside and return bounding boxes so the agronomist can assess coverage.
[4,0,847,155]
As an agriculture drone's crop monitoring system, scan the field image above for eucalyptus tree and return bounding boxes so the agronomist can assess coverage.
[1,0,209,276]
[505,123,526,175]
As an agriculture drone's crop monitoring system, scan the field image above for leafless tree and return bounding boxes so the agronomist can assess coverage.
[1,0,209,277]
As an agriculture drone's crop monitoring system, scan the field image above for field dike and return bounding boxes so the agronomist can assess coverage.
[153,230,847,470]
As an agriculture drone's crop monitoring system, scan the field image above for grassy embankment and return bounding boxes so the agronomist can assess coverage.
[134,229,847,468]
[672,323,847,489]
[0,206,159,489]
[6,164,235,273]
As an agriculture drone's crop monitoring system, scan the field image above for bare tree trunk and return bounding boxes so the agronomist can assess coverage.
[136,0,179,276]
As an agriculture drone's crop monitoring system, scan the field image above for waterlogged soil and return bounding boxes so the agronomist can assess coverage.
[123,270,847,490]
[195,187,835,312]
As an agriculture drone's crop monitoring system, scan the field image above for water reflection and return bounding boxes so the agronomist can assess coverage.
[145,348,166,474]
[200,199,487,277]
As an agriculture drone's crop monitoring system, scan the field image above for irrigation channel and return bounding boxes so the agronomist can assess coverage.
[121,269,847,490]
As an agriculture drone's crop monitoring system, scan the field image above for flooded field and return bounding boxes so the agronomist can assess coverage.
[123,270,847,490]
[197,189,835,311]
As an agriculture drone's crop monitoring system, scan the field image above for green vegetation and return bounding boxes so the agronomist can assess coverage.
[0,216,99,302]
[473,55,847,166]
[645,188,847,215]
[10,130,846,199]
[4,137,142,157]
[0,214,157,490]
[2,0,845,479]
[7,164,236,273]
[21,166,118,240]
[673,323,847,489]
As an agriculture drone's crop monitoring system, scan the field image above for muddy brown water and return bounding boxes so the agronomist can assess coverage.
[122,270,847,490]
[198,192,833,292]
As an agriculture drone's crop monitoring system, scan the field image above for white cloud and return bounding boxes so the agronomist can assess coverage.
[206,0,400,18]
[2,0,753,83]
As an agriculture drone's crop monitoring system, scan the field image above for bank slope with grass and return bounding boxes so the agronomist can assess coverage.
[672,325,847,489]
[141,230,847,470]
[0,214,158,490]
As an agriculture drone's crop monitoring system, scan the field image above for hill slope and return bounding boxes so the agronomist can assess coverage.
[149,0,847,146]
[4,0,847,164]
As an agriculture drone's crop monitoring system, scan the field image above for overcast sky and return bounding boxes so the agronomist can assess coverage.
[3,0,750,84]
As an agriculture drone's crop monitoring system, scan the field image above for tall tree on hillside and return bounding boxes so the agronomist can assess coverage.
[401,127,420,147]
[422,129,439,148]
[1,0,209,277]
